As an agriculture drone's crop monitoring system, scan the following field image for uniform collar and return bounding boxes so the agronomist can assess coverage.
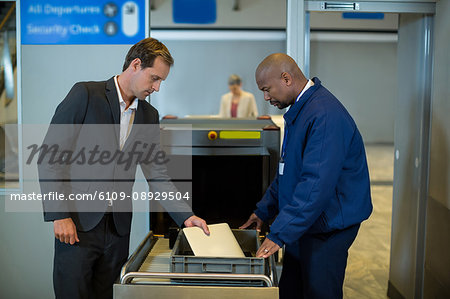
[295,79,314,103]
[284,77,321,125]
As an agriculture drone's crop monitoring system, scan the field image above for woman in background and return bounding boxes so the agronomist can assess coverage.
[219,74,258,118]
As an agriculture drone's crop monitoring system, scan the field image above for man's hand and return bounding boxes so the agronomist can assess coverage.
[54,218,79,245]
[256,237,280,258]
[239,213,263,232]
[184,215,210,235]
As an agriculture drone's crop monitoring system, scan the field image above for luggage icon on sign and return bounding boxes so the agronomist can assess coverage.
[122,1,139,37]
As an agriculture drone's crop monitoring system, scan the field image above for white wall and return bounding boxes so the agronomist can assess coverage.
[149,37,286,117]
[310,40,397,144]
[151,0,286,29]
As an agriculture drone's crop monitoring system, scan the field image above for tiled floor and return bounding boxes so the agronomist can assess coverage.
[343,144,394,299]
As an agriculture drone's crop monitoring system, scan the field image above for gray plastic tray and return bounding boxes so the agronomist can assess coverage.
[171,229,265,275]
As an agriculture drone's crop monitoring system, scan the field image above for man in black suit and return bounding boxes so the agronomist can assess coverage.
[39,38,209,299]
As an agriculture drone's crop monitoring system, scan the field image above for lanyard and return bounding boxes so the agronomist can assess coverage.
[279,125,288,175]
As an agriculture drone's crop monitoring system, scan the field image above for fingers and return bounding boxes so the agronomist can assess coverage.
[239,219,253,230]
[253,214,263,232]
[55,230,76,244]
[183,218,192,228]
[54,218,79,245]
[184,216,210,235]
[257,246,276,258]
[60,230,77,244]
[240,213,263,231]
[255,221,262,232]
[201,221,210,236]
[69,233,76,245]
[256,238,280,258]
[54,222,64,242]
[69,230,80,245]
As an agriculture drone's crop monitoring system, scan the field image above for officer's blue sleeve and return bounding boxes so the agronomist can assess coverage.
[266,108,353,247]
[254,172,280,222]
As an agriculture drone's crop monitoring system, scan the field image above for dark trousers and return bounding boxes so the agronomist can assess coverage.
[279,224,360,299]
[53,214,130,299]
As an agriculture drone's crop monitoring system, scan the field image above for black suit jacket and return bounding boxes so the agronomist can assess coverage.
[39,77,193,236]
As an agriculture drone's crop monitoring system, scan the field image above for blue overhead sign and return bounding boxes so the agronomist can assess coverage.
[342,12,384,20]
[173,0,216,24]
[21,0,146,45]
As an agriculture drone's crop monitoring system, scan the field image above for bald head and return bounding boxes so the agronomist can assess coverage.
[255,53,308,109]
[256,53,305,80]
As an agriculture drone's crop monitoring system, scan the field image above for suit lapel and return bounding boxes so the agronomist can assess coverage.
[105,77,120,124]
[133,102,145,125]
[105,77,121,147]
[121,100,144,151]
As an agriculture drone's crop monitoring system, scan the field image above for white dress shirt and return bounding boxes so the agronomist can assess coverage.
[114,75,138,149]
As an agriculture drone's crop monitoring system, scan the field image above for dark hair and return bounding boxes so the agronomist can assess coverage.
[228,74,242,86]
[122,37,174,71]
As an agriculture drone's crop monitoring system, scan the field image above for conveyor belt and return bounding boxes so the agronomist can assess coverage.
[138,239,171,273]
[116,233,279,298]
[133,239,171,284]
[130,238,270,287]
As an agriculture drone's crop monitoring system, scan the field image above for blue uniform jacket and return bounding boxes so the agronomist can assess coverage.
[255,78,372,247]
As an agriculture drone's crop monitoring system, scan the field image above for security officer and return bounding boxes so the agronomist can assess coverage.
[241,53,372,299]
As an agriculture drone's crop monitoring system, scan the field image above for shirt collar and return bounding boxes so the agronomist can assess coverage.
[284,77,321,125]
[114,75,138,111]
[295,79,315,103]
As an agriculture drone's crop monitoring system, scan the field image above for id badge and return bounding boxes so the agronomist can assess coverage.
[279,162,285,175]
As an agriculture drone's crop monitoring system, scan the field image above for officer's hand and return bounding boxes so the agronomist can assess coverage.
[256,237,280,258]
[239,213,263,232]
[54,218,79,245]
[184,215,210,235]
